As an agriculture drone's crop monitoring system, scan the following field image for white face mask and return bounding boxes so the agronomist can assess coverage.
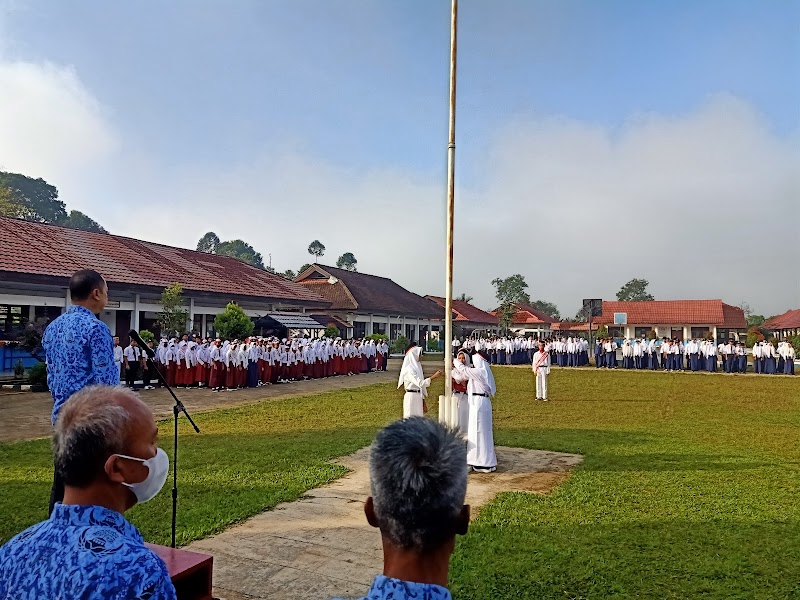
[115,448,170,504]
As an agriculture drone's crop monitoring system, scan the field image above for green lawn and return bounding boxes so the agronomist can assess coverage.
[1,369,799,599]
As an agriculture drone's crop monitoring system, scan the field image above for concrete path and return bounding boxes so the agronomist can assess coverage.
[188,446,583,600]
[0,360,405,443]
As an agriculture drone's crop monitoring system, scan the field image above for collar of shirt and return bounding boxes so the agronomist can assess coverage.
[351,575,452,600]
[66,305,96,317]
[51,503,142,541]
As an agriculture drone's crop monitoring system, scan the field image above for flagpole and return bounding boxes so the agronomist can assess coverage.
[442,0,458,428]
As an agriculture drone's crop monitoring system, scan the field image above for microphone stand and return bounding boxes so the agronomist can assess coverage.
[142,350,200,548]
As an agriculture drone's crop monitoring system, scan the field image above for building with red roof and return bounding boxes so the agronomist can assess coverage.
[762,309,800,339]
[295,264,443,342]
[489,303,557,337]
[425,296,499,336]
[0,217,330,345]
[593,300,747,341]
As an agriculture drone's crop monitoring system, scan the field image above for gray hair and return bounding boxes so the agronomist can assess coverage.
[53,385,137,487]
[369,417,467,552]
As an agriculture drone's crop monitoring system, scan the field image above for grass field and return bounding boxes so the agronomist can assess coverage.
[1,368,799,598]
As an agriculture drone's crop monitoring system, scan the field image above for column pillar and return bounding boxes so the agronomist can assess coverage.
[188,297,195,333]
[683,326,689,340]
[63,289,71,314]
[201,314,207,337]
[369,314,374,336]
[28,305,35,323]
[132,294,140,331]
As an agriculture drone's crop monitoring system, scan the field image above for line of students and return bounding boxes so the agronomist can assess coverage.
[116,335,391,391]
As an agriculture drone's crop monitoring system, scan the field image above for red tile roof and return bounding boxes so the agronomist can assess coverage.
[762,308,800,330]
[594,300,746,328]
[295,265,444,319]
[551,321,591,332]
[0,216,329,306]
[490,303,557,325]
[425,296,499,325]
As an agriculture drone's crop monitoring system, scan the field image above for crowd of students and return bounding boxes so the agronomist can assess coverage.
[453,335,795,375]
[114,334,391,391]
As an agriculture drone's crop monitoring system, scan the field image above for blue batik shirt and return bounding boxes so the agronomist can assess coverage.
[0,504,177,600]
[341,575,452,600]
[42,305,119,423]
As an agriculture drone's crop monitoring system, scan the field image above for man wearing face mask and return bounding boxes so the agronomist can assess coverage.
[0,385,176,599]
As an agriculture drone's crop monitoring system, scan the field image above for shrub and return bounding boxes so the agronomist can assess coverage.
[790,335,800,356]
[647,329,657,340]
[28,362,48,387]
[138,330,154,344]
[426,337,440,352]
[391,335,409,354]
[13,360,24,378]
[323,325,340,338]
[213,303,255,341]
[596,325,609,338]
[366,333,388,342]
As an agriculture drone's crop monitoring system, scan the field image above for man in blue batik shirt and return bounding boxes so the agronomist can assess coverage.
[337,417,470,600]
[0,385,176,599]
[42,269,119,513]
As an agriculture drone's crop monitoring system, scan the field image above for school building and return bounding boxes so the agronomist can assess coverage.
[0,216,331,351]
[294,264,444,343]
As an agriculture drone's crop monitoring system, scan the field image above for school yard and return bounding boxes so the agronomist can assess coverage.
[1,367,798,599]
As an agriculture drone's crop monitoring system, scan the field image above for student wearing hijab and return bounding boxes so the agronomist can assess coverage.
[397,343,442,418]
[454,349,498,473]
[451,351,471,436]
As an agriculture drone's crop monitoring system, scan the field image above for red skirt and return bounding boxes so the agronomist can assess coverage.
[209,362,224,388]
[225,365,236,388]
[167,363,177,387]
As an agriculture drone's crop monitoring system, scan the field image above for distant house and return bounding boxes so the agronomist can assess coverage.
[425,296,500,336]
[295,264,444,342]
[762,309,800,339]
[0,216,330,347]
[490,303,556,338]
[593,300,747,341]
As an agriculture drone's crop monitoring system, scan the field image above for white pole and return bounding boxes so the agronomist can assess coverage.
[443,0,458,428]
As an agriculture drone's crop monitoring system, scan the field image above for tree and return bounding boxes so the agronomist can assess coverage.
[158,283,190,337]
[138,330,154,344]
[0,187,30,218]
[529,299,561,321]
[308,240,326,261]
[60,210,107,233]
[216,239,265,269]
[456,293,474,303]
[281,269,296,279]
[492,274,530,332]
[336,252,357,271]
[616,278,654,302]
[0,171,66,223]
[324,325,340,338]
[213,302,254,340]
[747,314,766,328]
[573,306,590,322]
[298,263,312,275]
[196,231,220,253]
[596,324,609,338]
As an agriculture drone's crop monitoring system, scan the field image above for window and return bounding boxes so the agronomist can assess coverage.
[353,322,366,338]
[608,326,623,339]
[405,324,415,341]
[372,322,386,335]
[634,327,651,338]
[691,327,709,339]
[0,305,28,337]
[390,324,402,340]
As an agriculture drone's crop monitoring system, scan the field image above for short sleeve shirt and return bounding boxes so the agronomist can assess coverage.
[336,575,451,600]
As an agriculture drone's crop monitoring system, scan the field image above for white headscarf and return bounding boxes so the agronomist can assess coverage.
[454,351,471,368]
[397,345,424,389]
[471,352,496,396]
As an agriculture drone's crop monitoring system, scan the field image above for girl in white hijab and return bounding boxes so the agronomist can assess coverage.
[454,350,497,472]
[397,343,442,418]
[452,351,472,436]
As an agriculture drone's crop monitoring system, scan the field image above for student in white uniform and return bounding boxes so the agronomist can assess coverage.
[397,343,442,418]
[454,349,497,473]
[532,340,551,401]
[451,351,471,436]
[112,336,124,383]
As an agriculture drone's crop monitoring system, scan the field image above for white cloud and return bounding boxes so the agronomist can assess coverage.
[0,57,119,193]
[0,39,795,318]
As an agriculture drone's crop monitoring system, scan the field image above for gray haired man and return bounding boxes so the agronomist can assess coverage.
[0,385,176,599]
[341,417,470,600]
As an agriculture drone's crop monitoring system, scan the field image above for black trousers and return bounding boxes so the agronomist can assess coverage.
[125,363,139,387]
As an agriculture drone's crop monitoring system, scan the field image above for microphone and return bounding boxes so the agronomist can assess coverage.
[129,330,156,358]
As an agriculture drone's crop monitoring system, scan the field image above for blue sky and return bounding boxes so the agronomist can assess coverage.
[1,0,798,315]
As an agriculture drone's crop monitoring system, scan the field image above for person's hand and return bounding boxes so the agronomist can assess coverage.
[423,400,429,413]
[431,370,443,379]
[125,364,130,371]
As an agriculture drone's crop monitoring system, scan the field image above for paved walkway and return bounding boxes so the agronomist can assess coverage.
[0,360,407,443]
[187,446,583,600]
